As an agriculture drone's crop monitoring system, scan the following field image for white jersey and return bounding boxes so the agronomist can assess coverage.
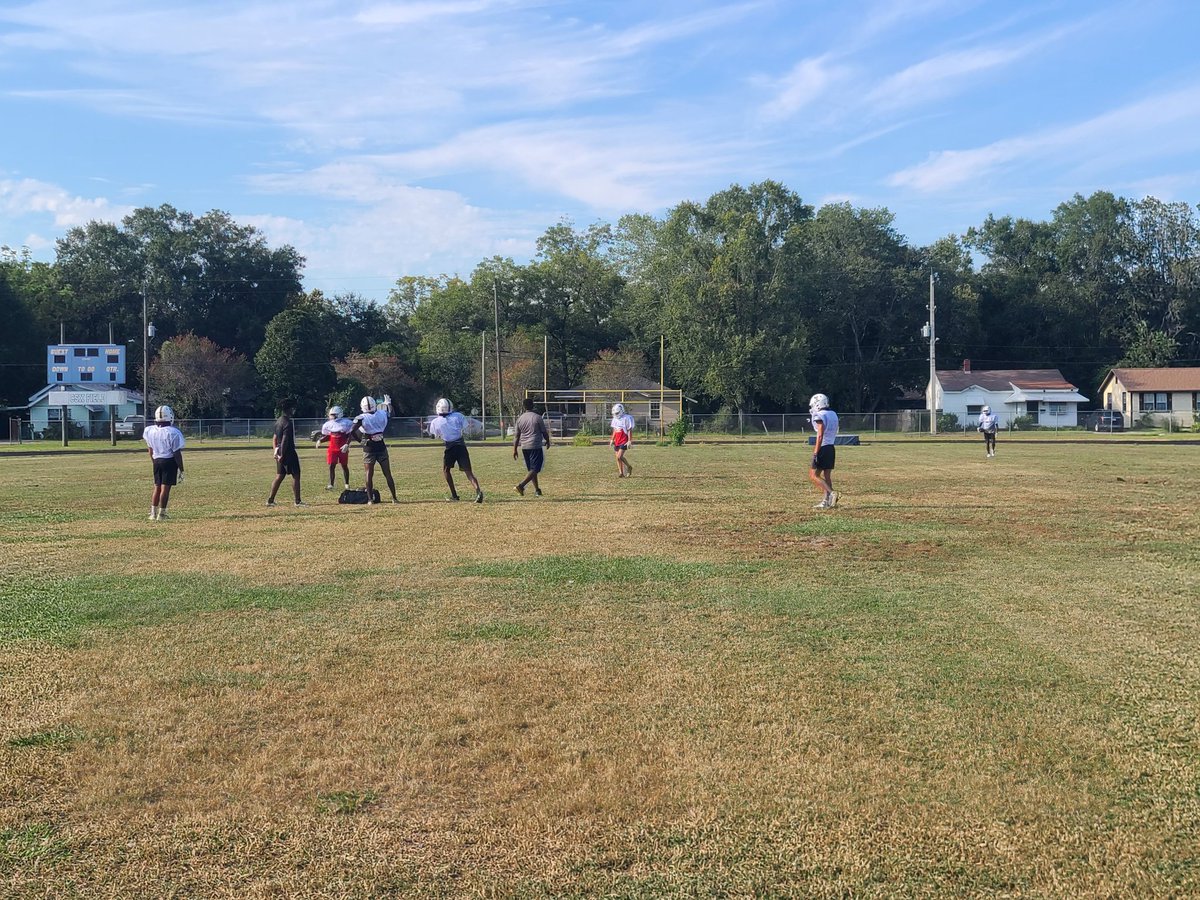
[144,424,185,459]
[812,409,839,446]
[978,412,999,433]
[610,413,635,437]
[321,416,354,436]
[428,411,477,443]
[354,408,389,436]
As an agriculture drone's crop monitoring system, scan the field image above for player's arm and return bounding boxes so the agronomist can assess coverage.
[812,420,825,464]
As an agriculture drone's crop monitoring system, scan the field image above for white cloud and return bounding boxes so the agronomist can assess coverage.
[0,177,131,228]
[759,56,845,122]
[888,83,1200,193]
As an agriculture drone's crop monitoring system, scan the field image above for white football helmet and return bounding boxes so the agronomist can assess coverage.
[360,396,377,414]
[809,393,830,411]
[155,405,174,423]
[612,402,625,417]
[981,405,991,414]
[435,398,452,415]
[328,405,343,418]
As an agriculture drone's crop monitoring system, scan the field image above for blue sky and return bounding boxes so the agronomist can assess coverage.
[2,0,1199,302]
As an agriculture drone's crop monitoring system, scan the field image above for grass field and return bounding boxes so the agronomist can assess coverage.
[1,440,1197,897]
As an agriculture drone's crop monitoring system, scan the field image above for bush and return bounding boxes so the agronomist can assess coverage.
[572,432,595,447]
[1009,415,1035,431]
[666,417,688,446]
[937,412,960,432]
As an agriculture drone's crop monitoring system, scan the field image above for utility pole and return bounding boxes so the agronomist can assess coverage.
[659,333,665,440]
[493,280,504,435]
[480,331,486,439]
[142,280,149,422]
[928,270,937,435]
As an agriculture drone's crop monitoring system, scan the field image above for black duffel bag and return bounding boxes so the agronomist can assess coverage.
[338,488,382,504]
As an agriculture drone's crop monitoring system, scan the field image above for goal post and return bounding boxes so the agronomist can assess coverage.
[525,388,684,438]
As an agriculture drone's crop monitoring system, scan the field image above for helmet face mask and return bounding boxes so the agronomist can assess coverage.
[360,396,377,414]
[612,403,625,417]
[982,405,991,414]
[435,398,452,415]
[155,405,174,424]
[809,393,830,411]
[328,405,343,418]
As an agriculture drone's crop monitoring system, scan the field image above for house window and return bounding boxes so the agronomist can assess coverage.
[966,404,982,416]
[1140,392,1170,412]
[649,401,661,421]
[1047,402,1068,416]
[1194,393,1200,412]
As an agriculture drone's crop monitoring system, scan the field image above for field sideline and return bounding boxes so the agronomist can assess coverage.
[1,442,1197,897]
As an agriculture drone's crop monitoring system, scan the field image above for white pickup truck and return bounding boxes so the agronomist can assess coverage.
[114,415,145,438]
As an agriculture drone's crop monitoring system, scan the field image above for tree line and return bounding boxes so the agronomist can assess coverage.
[2,187,1197,418]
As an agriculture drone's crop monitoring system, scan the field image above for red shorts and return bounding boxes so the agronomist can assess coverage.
[326,434,351,464]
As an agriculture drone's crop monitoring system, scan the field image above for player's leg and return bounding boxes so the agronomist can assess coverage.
[327,461,337,489]
[461,457,483,503]
[340,457,351,488]
[267,472,286,505]
[364,460,377,502]
[290,471,302,504]
[443,464,459,500]
[377,457,398,501]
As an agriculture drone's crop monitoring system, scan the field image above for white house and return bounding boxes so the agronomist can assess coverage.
[929,360,1088,428]
[21,384,143,438]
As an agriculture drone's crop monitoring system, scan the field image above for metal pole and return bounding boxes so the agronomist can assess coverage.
[543,334,548,403]
[143,282,149,424]
[929,269,937,435]
[659,333,665,440]
[493,280,504,435]
[480,331,486,439]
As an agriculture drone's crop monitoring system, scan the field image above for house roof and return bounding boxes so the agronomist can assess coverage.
[936,368,1076,392]
[1106,367,1200,392]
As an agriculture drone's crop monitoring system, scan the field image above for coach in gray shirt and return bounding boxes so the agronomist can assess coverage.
[512,397,551,497]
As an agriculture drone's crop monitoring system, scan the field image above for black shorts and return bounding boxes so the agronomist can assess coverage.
[362,438,389,465]
[152,457,179,486]
[443,440,472,471]
[982,430,997,442]
[276,452,301,477]
[812,444,836,471]
[522,447,545,473]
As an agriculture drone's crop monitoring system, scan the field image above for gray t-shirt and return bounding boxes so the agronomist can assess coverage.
[513,410,549,449]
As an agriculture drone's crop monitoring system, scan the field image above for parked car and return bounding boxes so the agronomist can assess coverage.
[1084,410,1124,432]
[115,414,145,438]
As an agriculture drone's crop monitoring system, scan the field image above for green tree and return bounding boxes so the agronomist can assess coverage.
[254,307,335,414]
[524,222,627,389]
[54,205,304,359]
[150,333,258,417]
[0,246,62,405]
[659,182,812,417]
[793,203,925,411]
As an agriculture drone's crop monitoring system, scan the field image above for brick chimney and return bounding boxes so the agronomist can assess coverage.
[962,358,971,373]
